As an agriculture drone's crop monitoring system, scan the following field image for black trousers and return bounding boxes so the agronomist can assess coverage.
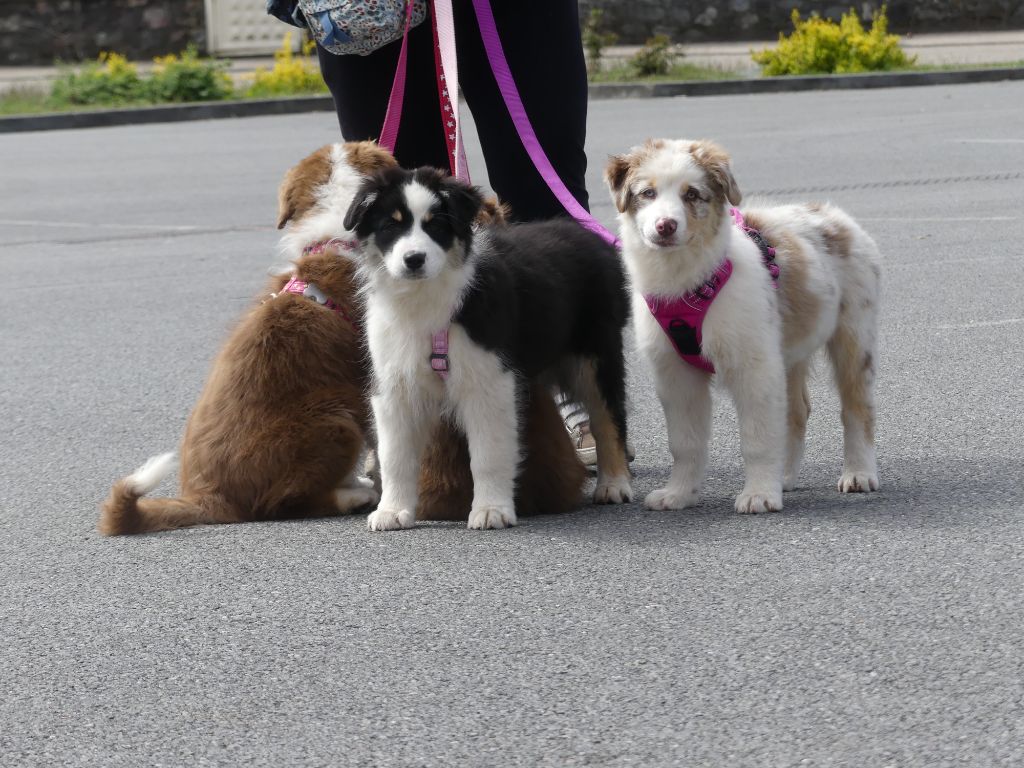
[316,0,589,223]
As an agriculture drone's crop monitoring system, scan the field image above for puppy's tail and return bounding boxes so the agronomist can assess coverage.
[99,453,213,536]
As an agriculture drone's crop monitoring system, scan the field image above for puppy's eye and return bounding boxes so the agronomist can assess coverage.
[639,188,657,200]
[684,188,701,202]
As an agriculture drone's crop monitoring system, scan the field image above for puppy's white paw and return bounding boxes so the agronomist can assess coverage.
[594,475,633,504]
[782,476,799,492]
[334,486,380,514]
[354,475,376,490]
[837,471,879,493]
[367,507,415,531]
[467,505,517,530]
[645,487,699,511]
[734,488,783,514]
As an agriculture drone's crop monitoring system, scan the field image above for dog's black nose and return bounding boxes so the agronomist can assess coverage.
[404,252,426,271]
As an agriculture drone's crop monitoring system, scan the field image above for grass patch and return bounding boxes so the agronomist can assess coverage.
[908,60,1024,72]
[0,88,54,115]
[589,61,744,83]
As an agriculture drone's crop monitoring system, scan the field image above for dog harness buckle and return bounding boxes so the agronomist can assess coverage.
[278,277,359,330]
[430,329,450,380]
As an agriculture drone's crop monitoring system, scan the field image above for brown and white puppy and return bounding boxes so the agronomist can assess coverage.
[99,142,396,535]
[606,138,882,513]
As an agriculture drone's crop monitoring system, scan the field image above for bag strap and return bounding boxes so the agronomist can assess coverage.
[469,0,619,246]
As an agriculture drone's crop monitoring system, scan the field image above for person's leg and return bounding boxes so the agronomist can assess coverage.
[316,14,449,171]
[455,0,609,462]
[455,0,589,222]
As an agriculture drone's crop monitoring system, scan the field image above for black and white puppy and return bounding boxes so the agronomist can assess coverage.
[344,167,633,530]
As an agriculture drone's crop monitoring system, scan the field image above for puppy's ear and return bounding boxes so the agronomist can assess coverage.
[343,180,379,233]
[605,154,633,213]
[438,176,485,232]
[476,196,511,227]
[343,141,398,176]
[691,140,742,206]
[276,145,334,229]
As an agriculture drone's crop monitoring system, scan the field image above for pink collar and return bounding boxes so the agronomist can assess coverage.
[430,328,450,380]
[302,237,359,257]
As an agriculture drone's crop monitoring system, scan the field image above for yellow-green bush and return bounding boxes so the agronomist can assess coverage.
[51,52,147,105]
[244,35,328,98]
[753,7,915,76]
[630,34,676,77]
[51,48,233,106]
[148,46,233,102]
[583,8,618,75]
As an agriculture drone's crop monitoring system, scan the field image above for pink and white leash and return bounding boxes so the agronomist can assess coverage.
[431,0,469,180]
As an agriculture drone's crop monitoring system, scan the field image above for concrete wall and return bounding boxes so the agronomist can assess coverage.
[578,0,1024,44]
[0,0,205,66]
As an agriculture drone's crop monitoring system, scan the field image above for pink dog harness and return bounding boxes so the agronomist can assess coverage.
[644,209,779,374]
[430,328,450,381]
[273,238,360,328]
[280,277,359,329]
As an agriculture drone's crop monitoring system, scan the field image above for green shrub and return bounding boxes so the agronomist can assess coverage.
[147,46,233,102]
[583,9,619,75]
[629,35,677,77]
[244,34,327,98]
[753,6,915,76]
[51,52,147,106]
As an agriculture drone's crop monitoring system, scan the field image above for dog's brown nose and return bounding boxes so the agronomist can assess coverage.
[655,218,677,237]
[404,252,426,271]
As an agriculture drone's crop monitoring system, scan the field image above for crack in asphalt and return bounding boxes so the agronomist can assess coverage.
[750,171,1023,196]
[0,224,272,248]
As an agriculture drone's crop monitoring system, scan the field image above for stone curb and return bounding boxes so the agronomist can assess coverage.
[0,95,336,134]
[2,67,1023,134]
[588,66,1024,99]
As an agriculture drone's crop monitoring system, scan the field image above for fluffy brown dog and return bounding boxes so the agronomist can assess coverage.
[99,143,395,535]
[100,143,584,535]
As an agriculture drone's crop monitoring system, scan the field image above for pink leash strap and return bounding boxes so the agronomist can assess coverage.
[469,0,618,246]
[379,0,416,154]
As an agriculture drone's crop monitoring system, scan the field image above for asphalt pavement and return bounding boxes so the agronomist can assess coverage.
[1,82,1023,766]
